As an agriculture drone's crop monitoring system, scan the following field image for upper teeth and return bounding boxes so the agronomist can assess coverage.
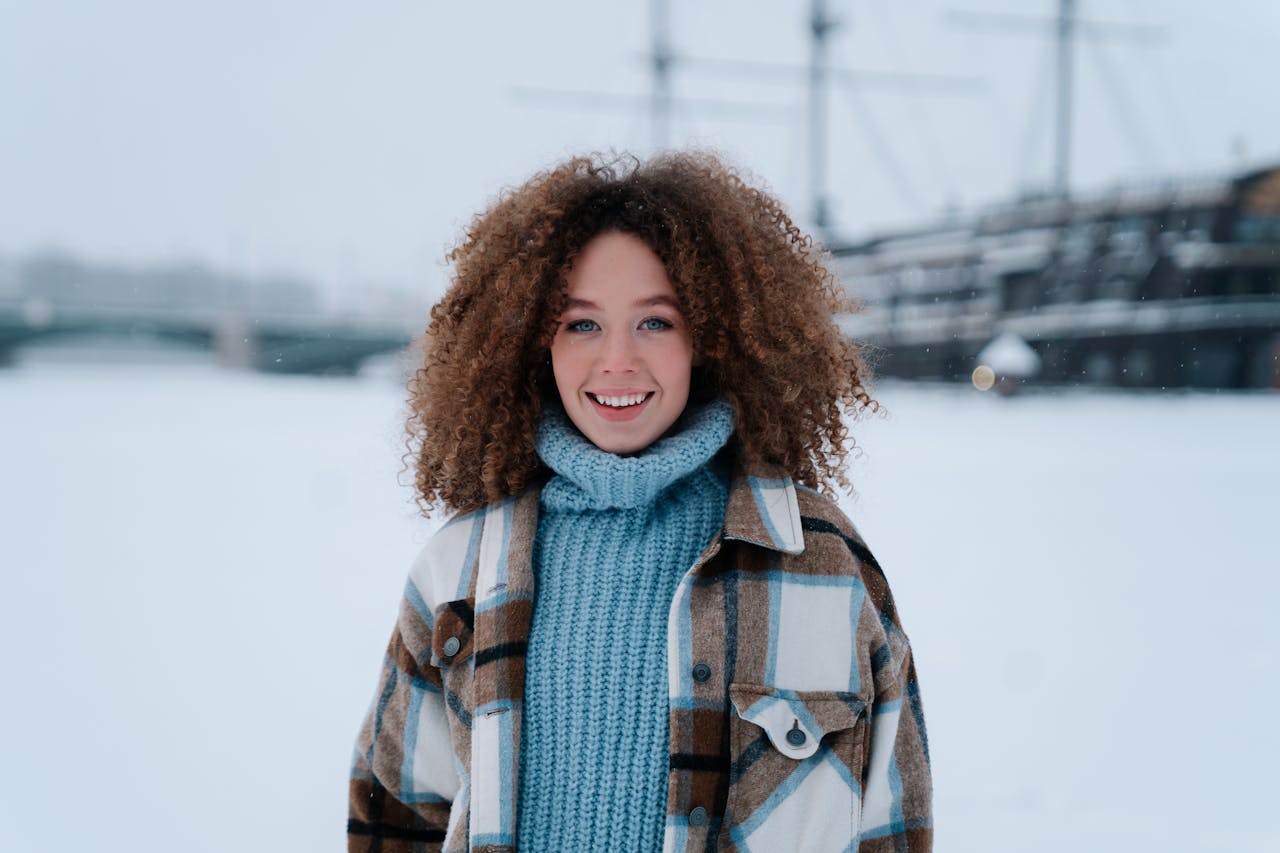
[592,393,647,407]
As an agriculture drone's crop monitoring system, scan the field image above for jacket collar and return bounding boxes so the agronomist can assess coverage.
[721,467,806,555]
[498,464,806,578]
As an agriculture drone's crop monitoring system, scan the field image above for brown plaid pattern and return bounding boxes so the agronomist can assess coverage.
[349,472,932,852]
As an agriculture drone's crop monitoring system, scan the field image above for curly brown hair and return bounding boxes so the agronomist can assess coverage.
[407,150,877,516]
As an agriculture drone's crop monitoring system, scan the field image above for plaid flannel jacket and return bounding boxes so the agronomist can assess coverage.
[349,470,932,852]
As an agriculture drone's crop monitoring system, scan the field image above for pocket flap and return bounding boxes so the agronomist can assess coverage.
[430,598,475,667]
[729,684,866,761]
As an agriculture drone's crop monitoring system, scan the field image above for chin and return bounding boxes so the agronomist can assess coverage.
[588,432,652,456]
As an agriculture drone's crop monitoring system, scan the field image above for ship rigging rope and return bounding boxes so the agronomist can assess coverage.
[865,1,958,208]
[1118,0,1195,165]
[1014,41,1054,194]
[840,83,925,215]
[1085,33,1164,176]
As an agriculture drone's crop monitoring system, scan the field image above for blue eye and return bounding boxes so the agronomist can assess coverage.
[640,317,673,331]
[566,319,599,333]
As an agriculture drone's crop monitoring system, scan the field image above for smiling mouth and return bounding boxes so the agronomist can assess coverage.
[588,391,654,408]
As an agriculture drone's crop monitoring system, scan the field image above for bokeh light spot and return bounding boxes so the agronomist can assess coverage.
[972,364,996,391]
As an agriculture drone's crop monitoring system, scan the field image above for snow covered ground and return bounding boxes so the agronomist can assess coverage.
[2,361,1276,852]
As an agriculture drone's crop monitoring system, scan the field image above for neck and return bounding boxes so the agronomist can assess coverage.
[536,399,735,511]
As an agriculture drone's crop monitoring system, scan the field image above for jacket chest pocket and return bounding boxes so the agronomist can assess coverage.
[430,599,476,714]
[721,683,868,853]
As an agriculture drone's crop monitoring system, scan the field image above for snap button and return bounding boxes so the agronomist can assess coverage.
[442,636,461,657]
[785,721,807,747]
[688,806,708,827]
[692,663,711,683]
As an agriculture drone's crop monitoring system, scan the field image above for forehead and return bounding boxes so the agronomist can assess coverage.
[564,231,677,304]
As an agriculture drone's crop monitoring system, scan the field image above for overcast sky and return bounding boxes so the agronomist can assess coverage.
[3,0,1278,304]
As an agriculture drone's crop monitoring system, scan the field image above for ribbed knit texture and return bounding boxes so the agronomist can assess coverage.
[515,400,734,852]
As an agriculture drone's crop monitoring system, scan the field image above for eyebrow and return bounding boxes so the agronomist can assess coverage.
[563,295,681,310]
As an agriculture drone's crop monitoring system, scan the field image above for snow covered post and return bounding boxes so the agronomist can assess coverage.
[973,332,1042,395]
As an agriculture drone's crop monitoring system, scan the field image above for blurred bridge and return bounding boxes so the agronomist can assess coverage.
[0,297,418,374]
[0,253,424,374]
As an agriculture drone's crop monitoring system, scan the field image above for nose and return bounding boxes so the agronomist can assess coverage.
[599,327,638,373]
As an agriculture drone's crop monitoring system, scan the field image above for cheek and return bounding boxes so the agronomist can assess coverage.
[656,340,694,389]
[549,341,581,394]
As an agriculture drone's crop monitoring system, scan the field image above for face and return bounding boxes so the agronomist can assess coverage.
[550,231,694,455]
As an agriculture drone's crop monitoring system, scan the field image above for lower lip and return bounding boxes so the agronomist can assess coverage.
[588,393,652,422]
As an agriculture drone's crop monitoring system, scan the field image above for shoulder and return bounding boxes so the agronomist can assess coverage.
[406,489,539,610]
[404,507,485,613]
[784,484,918,694]
[787,485,902,626]
[788,484,875,573]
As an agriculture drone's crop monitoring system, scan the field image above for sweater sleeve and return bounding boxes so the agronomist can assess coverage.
[348,573,461,852]
[857,579,933,851]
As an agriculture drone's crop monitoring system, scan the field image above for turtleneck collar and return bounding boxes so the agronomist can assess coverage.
[536,399,735,512]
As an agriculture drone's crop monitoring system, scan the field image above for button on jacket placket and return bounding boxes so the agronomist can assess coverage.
[662,475,809,852]
[663,533,724,847]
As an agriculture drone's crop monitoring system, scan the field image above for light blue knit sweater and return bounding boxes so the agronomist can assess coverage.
[515,400,734,852]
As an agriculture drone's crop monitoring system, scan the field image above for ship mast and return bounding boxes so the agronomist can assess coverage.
[650,0,672,150]
[520,0,976,233]
[951,0,1163,201]
[1053,0,1075,201]
[809,0,838,229]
